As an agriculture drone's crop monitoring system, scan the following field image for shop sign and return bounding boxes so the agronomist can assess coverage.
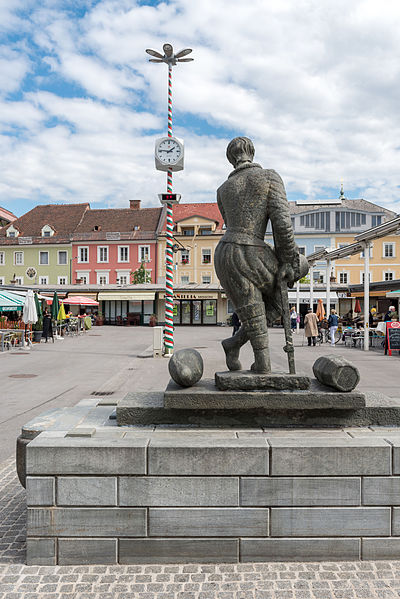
[386,321,400,356]
[159,292,218,300]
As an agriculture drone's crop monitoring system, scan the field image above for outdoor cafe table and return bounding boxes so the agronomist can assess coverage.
[0,328,33,351]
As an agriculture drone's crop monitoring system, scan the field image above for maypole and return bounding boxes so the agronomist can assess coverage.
[164,65,175,353]
[146,43,194,356]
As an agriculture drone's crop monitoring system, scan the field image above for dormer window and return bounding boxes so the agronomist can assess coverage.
[134,225,140,231]
[93,225,101,231]
[6,225,19,238]
[41,224,54,238]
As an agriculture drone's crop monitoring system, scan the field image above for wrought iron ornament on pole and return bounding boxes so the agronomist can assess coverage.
[146,43,193,355]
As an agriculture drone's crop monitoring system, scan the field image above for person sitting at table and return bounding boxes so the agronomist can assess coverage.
[384,306,398,322]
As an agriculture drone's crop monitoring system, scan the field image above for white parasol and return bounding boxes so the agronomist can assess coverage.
[21,289,38,348]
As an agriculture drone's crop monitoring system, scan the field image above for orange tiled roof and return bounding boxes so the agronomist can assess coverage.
[170,202,224,231]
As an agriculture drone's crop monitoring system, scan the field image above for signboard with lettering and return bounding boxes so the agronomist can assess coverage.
[386,322,400,356]
[159,292,218,300]
[106,232,121,241]
[18,237,33,245]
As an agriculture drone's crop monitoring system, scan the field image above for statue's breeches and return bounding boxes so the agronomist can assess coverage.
[215,241,281,321]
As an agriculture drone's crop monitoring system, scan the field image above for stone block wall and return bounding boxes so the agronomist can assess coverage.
[25,432,400,565]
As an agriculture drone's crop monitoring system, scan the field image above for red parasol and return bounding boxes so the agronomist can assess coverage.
[354,299,362,313]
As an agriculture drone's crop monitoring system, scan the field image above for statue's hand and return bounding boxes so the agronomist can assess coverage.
[280,264,296,288]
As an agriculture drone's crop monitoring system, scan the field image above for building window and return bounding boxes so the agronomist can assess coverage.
[14,251,24,265]
[39,251,49,265]
[361,272,372,283]
[181,275,189,285]
[199,227,212,235]
[384,272,394,281]
[339,272,348,284]
[384,243,394,258]
[314,245,325,254]
[372,215,382,227]
[97,246,109,263]
[0,252,4,265]
[202,275,211,284]
[41,225,54,237]
[181,249,190,264]
[0,277,4,285]
[360,245,373,258]
[202,248,212,264]
[77,273,89,284]
[118,274,129,285]
[39,276,49,285]
[118,246,129,262]
[138,245,150,262]
[7,225,18,237]
[58,251,68,265]
[78,247,89,263]
[97,273,109,285]
[298,247,306,255]
[58,276,67,285]
[15,276,23,285]
[181,227,194,236]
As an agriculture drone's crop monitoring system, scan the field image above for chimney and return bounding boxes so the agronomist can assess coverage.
[130,200,141,210]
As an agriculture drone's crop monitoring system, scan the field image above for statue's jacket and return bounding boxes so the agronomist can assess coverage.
[214,162,304,321]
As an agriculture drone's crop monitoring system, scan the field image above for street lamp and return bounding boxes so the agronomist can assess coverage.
[146,43,193,356]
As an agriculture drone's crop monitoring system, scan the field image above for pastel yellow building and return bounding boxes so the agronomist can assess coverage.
[157,203,223,288]
[334,234,400,285]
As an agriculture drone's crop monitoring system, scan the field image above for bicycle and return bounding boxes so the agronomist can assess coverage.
[318,321,343,345]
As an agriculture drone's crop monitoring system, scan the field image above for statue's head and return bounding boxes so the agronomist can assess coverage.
[226,137,255,168]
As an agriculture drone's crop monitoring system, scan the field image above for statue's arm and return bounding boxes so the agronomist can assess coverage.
[217,189,227,226]
[268,170,296,259]
[268,170,299,284]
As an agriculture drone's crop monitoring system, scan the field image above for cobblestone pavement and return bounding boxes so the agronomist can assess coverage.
[2,458,400,598]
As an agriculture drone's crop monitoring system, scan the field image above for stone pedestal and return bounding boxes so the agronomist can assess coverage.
[215,371,311,391]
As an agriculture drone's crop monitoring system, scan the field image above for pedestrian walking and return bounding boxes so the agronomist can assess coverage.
[290,307,297,332]
[231,312,241,335]
[304,308,318,346]
[328,308,339,346]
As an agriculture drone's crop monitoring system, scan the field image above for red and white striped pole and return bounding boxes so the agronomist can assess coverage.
[146,43,193,355]
[164,64,175,355]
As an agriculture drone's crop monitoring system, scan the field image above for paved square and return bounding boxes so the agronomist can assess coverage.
[3,327,400,596]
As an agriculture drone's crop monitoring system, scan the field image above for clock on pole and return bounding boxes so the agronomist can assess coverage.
[155,136,184,172]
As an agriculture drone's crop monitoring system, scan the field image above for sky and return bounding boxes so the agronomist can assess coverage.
[1,0,400,217]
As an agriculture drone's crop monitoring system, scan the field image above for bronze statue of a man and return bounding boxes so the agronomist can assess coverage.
[214,137,308,373]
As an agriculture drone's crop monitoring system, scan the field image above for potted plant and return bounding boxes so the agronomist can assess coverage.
[32,317,43,342]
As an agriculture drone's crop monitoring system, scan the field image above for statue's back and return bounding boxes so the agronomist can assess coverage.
[218,166,272,241]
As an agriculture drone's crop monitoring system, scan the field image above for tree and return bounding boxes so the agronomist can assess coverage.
[131,262,151,284]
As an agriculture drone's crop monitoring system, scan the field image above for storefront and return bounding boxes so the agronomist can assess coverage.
[98,291,156,325]
[158,291,219,325]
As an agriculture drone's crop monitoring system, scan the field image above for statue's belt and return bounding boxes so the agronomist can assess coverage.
[219,231,267,247]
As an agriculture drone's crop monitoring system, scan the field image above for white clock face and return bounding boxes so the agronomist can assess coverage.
[156,139,182,165]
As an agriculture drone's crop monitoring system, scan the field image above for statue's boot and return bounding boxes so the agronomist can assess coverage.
[237,303,271,373]
[222,326,248,371]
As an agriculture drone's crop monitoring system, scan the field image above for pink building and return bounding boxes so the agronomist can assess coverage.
[71,201,164,286]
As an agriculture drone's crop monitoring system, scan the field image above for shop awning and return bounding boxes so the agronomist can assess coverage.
[350,290,388,298]
[0,290,25,311]
[288,291,338,301]
[98,291,155,301]
[64,295,99,306]
[386,290,400,298]
[68,292,98,300]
